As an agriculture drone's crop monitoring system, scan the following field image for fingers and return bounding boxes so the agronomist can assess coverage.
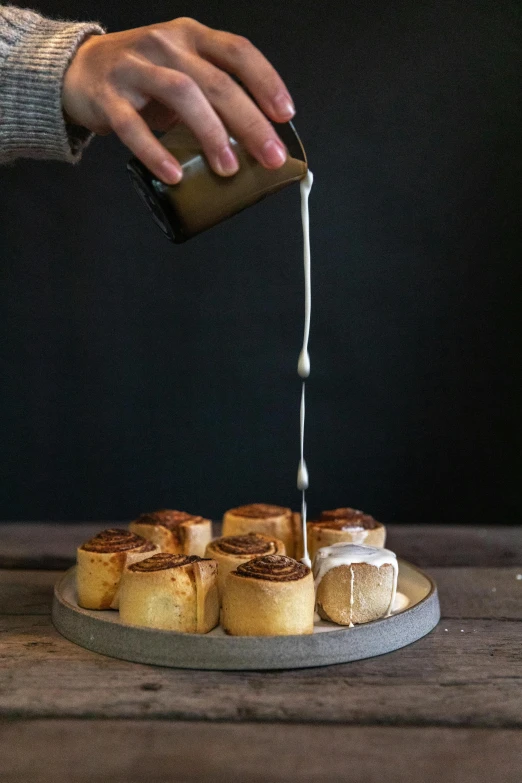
[139,102,179,132]
[196,29,295,124]
[135,64,240,176]
[106,99,183,184]
[164,54,288,170]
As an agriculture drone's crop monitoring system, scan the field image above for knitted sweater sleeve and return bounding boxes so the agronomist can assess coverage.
[0,5,104,164]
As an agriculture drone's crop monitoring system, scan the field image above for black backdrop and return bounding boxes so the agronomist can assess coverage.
[1,0,521,524]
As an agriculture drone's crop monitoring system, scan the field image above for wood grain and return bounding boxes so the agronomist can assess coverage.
[430,567,522,619]
[0,614,520,726]
[0,721,520,783]
[1,523,521,568]
[0,570,55,615]
[385,525,522,567]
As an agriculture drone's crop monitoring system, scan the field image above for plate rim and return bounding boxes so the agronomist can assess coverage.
[52,559,440,669]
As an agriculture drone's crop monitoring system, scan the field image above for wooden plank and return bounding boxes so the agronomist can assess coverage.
[0,721,520,783]
[1,523,521,569]
[0,615,520,726]
[0,570,55,615]
[2,567,521,620]
[386,525,522,567]
[0,523,101,569]
[430,567,522,619]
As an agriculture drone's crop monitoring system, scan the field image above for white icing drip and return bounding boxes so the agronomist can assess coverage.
[300,491,311,568]
[297,464,309,491]
[297,383,308,490]
[297,172,312,379]
[297,171,313,568]
[313,543,398,616]
[349,565,355,627]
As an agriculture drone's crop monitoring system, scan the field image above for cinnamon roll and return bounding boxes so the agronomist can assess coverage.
[222,503,302,558]
[221,554,314,636]
[313,543,398,626]
[129,509,212,557]
[205,533,286,596]
[76,529,160,610]
[118,553,219,633]
[307,508,386,560]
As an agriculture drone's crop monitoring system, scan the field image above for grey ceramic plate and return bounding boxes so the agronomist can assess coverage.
[52,560,439,670]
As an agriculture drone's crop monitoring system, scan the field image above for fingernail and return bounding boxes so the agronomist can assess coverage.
[216,145,239,176]
[159,159,182,184]
[261,139,287,168]
[273,92,295,119]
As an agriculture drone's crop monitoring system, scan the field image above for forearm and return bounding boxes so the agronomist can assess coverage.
[0,5,104,164]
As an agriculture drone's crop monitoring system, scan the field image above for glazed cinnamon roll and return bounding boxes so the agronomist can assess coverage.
[76,529,160,610]
[221,554,314,636]
[313,543,398,626]
[129,509,212,557]
[205,533,286,596]
[222,503,302,558]
[307,508,386,560]
[118,553,219,633]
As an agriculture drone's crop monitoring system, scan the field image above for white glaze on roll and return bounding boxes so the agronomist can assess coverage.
[313,543,398,615]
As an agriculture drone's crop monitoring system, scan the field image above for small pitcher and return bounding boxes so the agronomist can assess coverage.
[127,121,307,243]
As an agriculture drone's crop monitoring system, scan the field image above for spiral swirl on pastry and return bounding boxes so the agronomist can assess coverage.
[128,553,201,572]
[81,529,153,553]
[136,509,206,530]
[229,503,291,519]
[318,508,379,530]
[212,534,277,557]
[235,554,310,582]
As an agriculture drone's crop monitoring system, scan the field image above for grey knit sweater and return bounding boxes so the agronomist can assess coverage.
[0,5,104,163]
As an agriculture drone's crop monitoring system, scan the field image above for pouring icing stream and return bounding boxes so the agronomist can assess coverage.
[297,170,313,567]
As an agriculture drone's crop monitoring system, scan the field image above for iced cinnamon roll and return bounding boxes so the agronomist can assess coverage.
[118,553,219,633]
[129,509,212,557]
[205,533,286,596]
[221,554,314,636]
[307,508,386,560]
[222,503,302,558]
[313,543,398,626]
[76,529,160,610]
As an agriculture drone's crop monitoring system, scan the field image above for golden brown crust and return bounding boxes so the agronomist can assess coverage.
[210,533,276,557]
[228,503,290,519]
[222,504,298,557]
[130,510,212,557]
[119,553,219,633]
[135,510,208,531]
[319,508,380,529]
[128,553,201,572]
[235,554,310,582]
[311,516,379,531]
[320,507,364,520]
[138,541,157,552]
[80,529,149,553]
[307,512,386,560]
[222,557,315,636]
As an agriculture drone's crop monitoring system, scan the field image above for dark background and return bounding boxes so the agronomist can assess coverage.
[1,0,521,524]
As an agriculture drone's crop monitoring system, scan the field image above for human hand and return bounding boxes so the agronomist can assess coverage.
[62,17,295,184]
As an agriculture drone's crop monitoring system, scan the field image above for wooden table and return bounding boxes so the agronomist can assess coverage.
[0,523,521,782]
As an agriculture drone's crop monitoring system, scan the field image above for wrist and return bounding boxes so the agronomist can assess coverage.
[62,33,102,129]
